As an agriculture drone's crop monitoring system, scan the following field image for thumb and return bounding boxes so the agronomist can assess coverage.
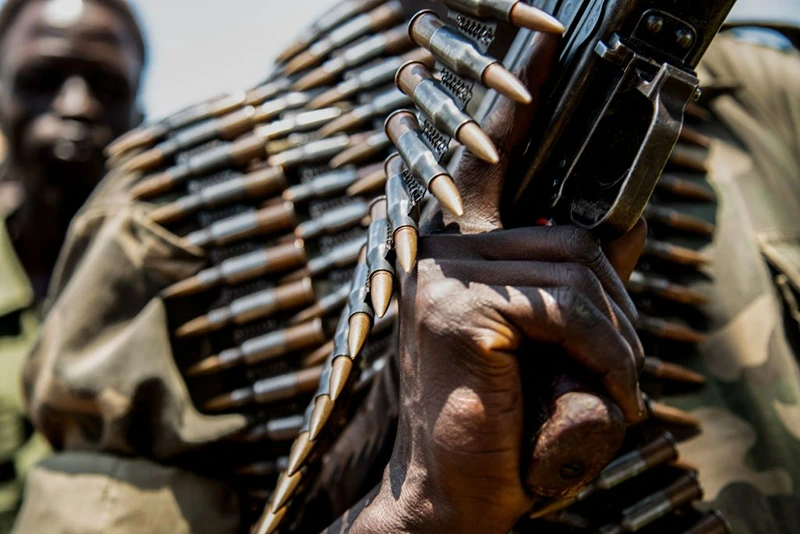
[444,32,561,234]
[602,217,647,281]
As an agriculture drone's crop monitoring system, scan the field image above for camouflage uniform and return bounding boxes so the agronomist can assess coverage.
[10,24,800,534]
[660,32,800,533]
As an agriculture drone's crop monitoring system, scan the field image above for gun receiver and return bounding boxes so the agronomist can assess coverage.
[497,0,737,235]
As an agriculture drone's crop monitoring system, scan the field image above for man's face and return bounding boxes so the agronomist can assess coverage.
[0,0,143,194]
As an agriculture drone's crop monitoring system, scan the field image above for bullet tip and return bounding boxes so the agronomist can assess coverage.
[161,276,203,300]
[394,227,418,273]
[457,122,500,165]
[370,271,394,318]
[186,355,225,377]
[509,3,566,34]
[130,173,173,200]
[348,313,372,357]
[483,63,532,104]
[308,395,334,441]
[330,357,354,402]
[286,432,313,476]
[175,315,214,338]
[429,175,464,217]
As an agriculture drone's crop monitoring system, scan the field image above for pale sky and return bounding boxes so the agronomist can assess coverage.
[134,0,334,119]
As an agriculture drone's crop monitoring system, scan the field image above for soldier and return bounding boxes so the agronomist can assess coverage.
[0,0,145,528]
[15,3,800,534]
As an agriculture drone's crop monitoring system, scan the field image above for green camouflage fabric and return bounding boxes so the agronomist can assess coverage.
[0,211,51,534]
[14,168,245,533]
[659,32,800,533]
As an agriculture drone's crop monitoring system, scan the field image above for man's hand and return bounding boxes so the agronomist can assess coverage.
[352,32,647,534]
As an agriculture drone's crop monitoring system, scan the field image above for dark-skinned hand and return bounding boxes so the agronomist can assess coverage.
[353,33,647,534]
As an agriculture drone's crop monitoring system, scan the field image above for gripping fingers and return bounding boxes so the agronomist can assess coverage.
[490,285,645,423]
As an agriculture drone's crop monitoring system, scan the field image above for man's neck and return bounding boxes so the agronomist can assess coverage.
[2,161,80,298]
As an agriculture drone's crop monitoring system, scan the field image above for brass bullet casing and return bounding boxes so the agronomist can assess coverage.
[432,0,564,34]
[385,110,464,216]
[130,133,267,200]
[295,199,369,240]
[669,145,711,174]
[185,201,297,248]
[234,457,288,477]
[647,398,702,428]
[366,198,394,317]
[150,166,287,225]
[385,154,421,272]
[274,0,385,64]
[186,318,326,376]
[243,78,291,107]
[330,131,390,168]
[638,314,707,344]
[618,473,702,532]
[283,234,365,283]
[409,10,531,104]
[175,278,316,338]
[685,511,730,534]
[162,240,307,299]
[627,271,709,306]
[596,433,679,490]
[644,205,715,236]
[290,283,350,325]
[643,357,706,385]
[319,88,410,137]
[107,91,248,158]
[255,107,344,145]
[396,61,499,164]
[308,48,434,109]
[284,165,369,203]
[271,468,305,513]
[284,2,404,74]
[679,125,712,149]
[293,26,411,91]
[122,106,258,174]
[253,92,314,124]
[268,135,355,169]
[231,414,304,444]
[643,239,710,268]
[656,174,716,203]
[347,165,387,197]
[346,250,375,358]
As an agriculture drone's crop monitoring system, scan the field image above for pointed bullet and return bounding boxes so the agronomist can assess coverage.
[161,275,205,300]
[348,312,372,357]
[638,315,707,344]
[643,239,710,268]
[303,340,334,368]
[679,126,712,149]
[457,122,500,164]
[121,146,166,175]
[250,505,287,534]
[185,355,229,377]
[276,39,308,64]
[284,49,321,75]
[429,175,464,216]
[175,315,213,338]
[509,2,565,33]
[394,227,418,273]
[657,174,717,203]
[293,67,337,91]
[347,167,386,197]
[648,400,701,428]
[271,469,304,512]
[149,202,187,226]
[106,127,159,158]
[330,357,354,402]
[370,271,393,318]
[286,432,313,476]
[644,357,706,385]
[308,395,334,441]
[130,172,174,200]
[483,63,532,104]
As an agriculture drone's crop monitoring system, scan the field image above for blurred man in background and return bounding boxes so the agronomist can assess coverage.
[0,0,145,528]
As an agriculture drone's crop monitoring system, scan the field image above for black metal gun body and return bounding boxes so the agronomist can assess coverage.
[496,0,736,235]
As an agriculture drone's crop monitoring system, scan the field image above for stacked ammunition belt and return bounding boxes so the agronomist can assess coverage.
[104,1,731,533]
